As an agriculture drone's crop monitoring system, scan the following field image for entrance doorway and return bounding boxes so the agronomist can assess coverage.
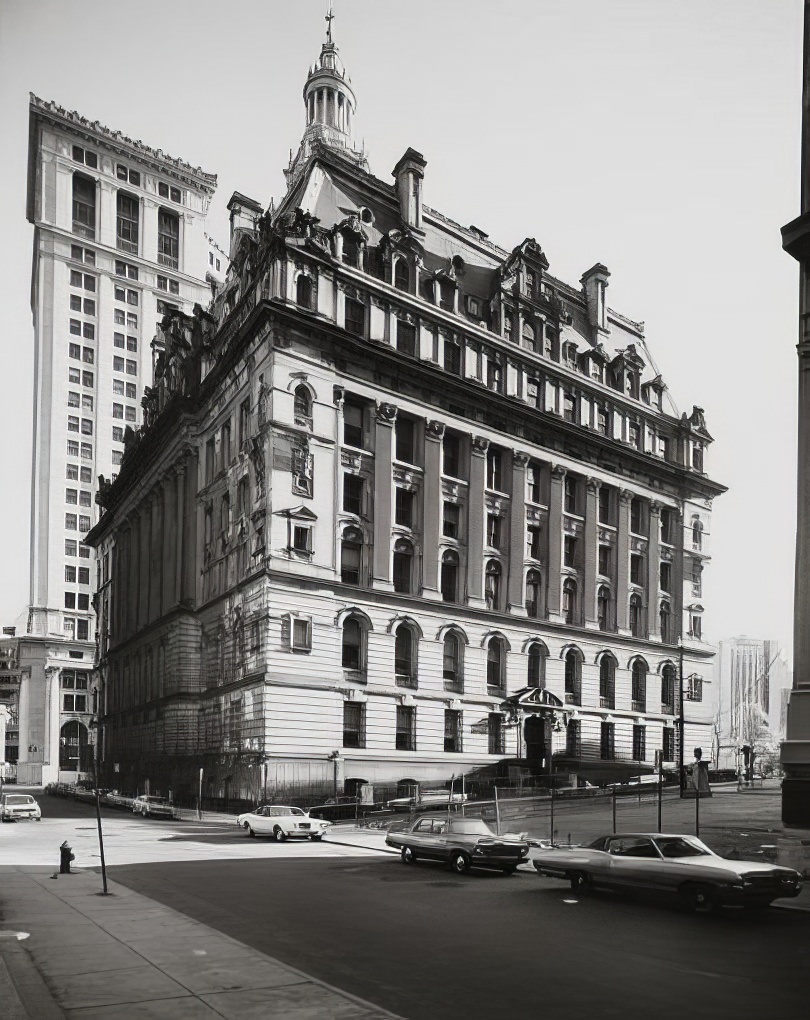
[524,715,547,766]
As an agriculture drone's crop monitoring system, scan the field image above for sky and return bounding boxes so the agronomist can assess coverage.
[0,0,802,664]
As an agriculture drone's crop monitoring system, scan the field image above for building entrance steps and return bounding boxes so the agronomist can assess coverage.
[0,866,402,1019]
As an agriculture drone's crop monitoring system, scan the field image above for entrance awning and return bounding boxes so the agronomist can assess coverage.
[501,687,566,714]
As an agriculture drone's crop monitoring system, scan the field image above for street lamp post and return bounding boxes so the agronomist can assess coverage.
[678,639,685,798]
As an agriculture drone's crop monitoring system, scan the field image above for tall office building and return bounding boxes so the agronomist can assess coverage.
[17,95,218,785]
[87,25,725,806]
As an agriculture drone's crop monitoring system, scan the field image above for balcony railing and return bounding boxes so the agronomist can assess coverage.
[599,695,615,710]
[661,702,675,715]
[565,690,581,706]
[443,677,464,693]
[395,673,417,689]
[632,700,646,713]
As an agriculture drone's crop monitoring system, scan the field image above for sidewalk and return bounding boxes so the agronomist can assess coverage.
[0,865,402,1019]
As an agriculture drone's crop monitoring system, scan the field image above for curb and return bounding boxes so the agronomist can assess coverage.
[0,939,64,1019]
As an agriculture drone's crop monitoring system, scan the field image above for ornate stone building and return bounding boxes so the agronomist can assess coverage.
[87,28,725,805]
[18,95,217,784]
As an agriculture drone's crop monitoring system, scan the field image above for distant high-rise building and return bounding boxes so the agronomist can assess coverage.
[17,95,217,784]
[714,636,791,771]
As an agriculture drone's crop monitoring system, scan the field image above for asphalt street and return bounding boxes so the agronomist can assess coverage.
[108,854,808,1020]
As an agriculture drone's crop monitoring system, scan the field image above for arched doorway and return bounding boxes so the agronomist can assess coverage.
[524,715,547,766]
[59,721,90,773]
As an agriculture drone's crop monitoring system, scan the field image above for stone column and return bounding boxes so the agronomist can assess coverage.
[508,452,529,615]
[372,402,396,589]
[546,466,565,622]
[466,437,488,608]
[129,515,140,635]
[616,490,632,635]
[183,456,197,601]
[647,501,661,640]
[422,421,444,599]
[584,478,600,628]
[161,474,175,612]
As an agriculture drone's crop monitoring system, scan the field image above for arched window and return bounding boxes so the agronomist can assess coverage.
[394,258,410,291]
[659,600,672,644]
[632,659,647,711]
[443,631,464,692]
[293,384,312,420]
[597,585,611,631]
[441,550,459,603]
[599,655,616,709]
[486,637,506,690]
[522,321,536,351]
[341,616,365,673]
[564,649,581,704]
[562,577,577,624]
[525,569,542,618]
[692,517,703,550]
[340,528,363,586]
[72,174,96,239]
[527,642,546,687]
[485,560,501,611]
[393,539,414,594]
[661,663,676,712]
[394,625,417,688]
[296,275,313,309]
[629,593,643,637]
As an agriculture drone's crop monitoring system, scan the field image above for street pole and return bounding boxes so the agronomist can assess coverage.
[657,752,663,832]
[695,784,700,837]
[95,789,108,895]
[197,767,203,821]
[678,638,686,798]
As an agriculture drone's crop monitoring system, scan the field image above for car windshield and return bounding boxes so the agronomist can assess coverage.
[448,819,493,835]
[268,807,305,816]
[5,796,34,805]
[147,798,169,805]
[654,836,713,858]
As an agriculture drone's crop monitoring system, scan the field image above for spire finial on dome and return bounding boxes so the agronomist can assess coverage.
[325,2,334,45]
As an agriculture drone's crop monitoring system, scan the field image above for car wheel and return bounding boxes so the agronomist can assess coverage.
[246,825,256,838]
[450,851,471,874]
[681,883,717,914]
[272,826,286,842]
[401,846,416,865]
[311,834,323,841]
[569,871,590,893]
[502,866,517,876]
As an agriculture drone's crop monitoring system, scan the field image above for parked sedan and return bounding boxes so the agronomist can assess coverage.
[533,832,803,912]
[132,795,176,819]
[237,805,331,841]
[308,797,361,821]
[386,815,530,874]
[0,793,42,822]
[387,790,468,812]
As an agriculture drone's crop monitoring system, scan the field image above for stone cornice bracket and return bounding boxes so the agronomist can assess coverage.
[586,476,601,493]
[426,420,445,440]
[513,451,530,467]
[649,500,662,515]
[619,488,634,504]
[376,401,398,424]
[471,436,490,456]
[551,464,567,479]
[333,386,345,408]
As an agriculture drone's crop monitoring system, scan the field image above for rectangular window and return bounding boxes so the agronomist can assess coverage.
[343,401,364,448]
[82,322,94,340]
[80,466,92,483]
[112,379,124,394]
[343,702,366,749]
[630,554,644,585]
[395,488,413,528]
[158,209,179,268]
[126,360,137,375]
[527,525,542,559]
[598,545,611,575]
[687,676,703,702]
[66,464,79,480]
[488,714,504,755]
[79,516,91,533]
[396,319,417,356]
[79,491,91,507]
[125,405,136,422]
[486,448,502,490]
[443,432,461,478]
[65,488,77,504]
[81,418,93,435]
[600,722,615,760]
[660,561,672,592]
[395,706,416,751]
[83,347,94,364]
[443,502,460,539]
[395,417,415,464]
[65,565,76,583]
[291,617,312,652]
[78,567,90,585]
[487,513,502,549]
[663,728,675,762]
[65,513,77,530]
[67,391,80,408]
[69,343,81,360]
[70,318,81,335]
[114,333,125,348]
[72,174,96,238]
[68,367,81,384]
[126,383,136,398]
[67,415,79,432]
[113,403,123,418]
[65,540,77,556]
[564,535,577,567]
[444,710,462,753]
[343,474,363,515]
[77,593,89,610]
[83,298,95,316]
[117,192,139,254]
[76,619,89,640]
[292,525,311,554]
[81,443,92,460]
[112,427,124,442]
[113,356,124,372]
[344,296,365,336]
[112,451,123,466]
[67,441,79,457]
[633,726,646,761]
[565,719,581,757]
[82,371,94,387]
[72,146,98,169]
[444,340,461,375]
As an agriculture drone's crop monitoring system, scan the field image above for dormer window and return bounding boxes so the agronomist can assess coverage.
[394,258,410,291]
[438,278,454,312]
[522,321,536,351]
[466,295,481,318]
[343,234,361,268]
[523,270,535,297]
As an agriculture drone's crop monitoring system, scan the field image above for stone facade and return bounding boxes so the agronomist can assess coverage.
[87,30,725,806]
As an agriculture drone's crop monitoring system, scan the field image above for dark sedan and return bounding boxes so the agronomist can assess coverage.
[533,832,803,911]
[386,815,530,874]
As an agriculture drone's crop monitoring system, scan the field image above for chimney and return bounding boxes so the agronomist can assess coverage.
[392,148,427,231]
[580,263,610,335]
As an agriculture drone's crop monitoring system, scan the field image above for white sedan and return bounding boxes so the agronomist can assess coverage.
[236,805,330,841]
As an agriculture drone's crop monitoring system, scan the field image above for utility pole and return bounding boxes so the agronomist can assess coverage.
[678,638,686,798]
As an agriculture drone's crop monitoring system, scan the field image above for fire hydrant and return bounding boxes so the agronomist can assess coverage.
[59,841,74,874]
